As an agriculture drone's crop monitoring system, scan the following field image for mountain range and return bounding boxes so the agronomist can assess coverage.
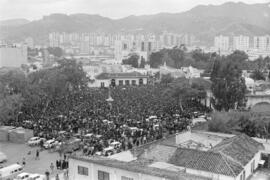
[1,2,270,46]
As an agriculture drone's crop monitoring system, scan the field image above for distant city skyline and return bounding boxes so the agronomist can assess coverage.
[0,0,269,21]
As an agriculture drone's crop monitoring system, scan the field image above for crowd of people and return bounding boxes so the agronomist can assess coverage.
[6,84,210,156]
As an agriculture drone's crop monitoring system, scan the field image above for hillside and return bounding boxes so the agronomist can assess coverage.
[0,18,30,26]
[1,2,270,45]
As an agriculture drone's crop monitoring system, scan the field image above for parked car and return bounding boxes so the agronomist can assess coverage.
[27,137,45,146]
[44,139,58,149]
[0,152,7,163]
[102,147,115,156]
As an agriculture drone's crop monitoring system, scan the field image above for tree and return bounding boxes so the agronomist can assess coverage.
[0,68,27,94]
[163,77,207,111]
[0,94,23,124]
[228,50,248,62]
[24,59,89,116]
[191,49,211,62]
[149,51,164,68]
[211,57,247,111]
[0,69,26,124]
[139,57,146,68]
[122,54,139,68]
[160,74,174,86]
[250,70,266,81]
[47,47,63,57]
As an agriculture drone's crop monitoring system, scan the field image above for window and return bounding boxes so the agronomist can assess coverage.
[119,80,123,86]
[121,176,134,180]
[251,160,255,173]
[78,166,88,176]
[111,79,116,87]
[242,170,245,180]
[131,80,136,85]
[125,80,130,85]
[98,170,110,180]
[101,82,105,88]
[139,79,143,85]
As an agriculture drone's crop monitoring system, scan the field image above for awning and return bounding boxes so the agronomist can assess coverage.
[259,160,265,165]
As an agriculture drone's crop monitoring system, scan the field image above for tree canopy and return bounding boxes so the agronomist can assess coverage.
[0,59,88,124]
[250,69,266,81]
[122,54,139,68]
[149,48,270,74]
[47,47,64,57]
[163,77,208,112]
[149,47,214,70]
[210,56,247,111]
[0,68,26,124]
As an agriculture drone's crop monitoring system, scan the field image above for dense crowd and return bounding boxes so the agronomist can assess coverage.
[6,85,210,156]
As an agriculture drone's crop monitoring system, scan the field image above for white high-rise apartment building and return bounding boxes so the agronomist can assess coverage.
[0,45,28,68]
[253,35,270,51]
[233,35,249,51]
[214,35,230,51]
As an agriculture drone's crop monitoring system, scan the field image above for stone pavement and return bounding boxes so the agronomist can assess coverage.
[247,169,270,180]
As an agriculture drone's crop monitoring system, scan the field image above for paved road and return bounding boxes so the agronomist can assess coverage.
[51,173,68,180]
[0,142,64,175]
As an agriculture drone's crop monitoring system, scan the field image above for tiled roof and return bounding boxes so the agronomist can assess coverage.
[71,133,264,179]
[95,72,148,79]
[133,133,263,177]
[168,148,242,177]
[211,134,264,166]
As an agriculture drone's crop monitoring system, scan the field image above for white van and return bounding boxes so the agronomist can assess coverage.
[0,164,23,180]
[0,152,7,163]
[14,172,31,180]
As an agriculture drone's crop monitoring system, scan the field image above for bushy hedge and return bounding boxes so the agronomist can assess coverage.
[208,111,270,138]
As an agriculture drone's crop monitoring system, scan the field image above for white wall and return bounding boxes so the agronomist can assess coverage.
[115,78,139,86]
[69,158,167,180]
[236,151,261,180]
[115,77,147,86]
[88,79,110,88]
[186,168,234,180]
[88,77,147,87]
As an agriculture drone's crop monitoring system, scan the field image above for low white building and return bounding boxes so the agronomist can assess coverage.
[181,66,204,79]
[88,72,148,88]
[69,131,264,180]
[0,45,28,68]
[159,62,186,79]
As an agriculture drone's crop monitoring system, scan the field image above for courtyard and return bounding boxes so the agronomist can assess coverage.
[248,169,270,180]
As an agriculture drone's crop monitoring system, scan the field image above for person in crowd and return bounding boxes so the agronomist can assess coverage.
[35,150,39,160]
[50,162,54,173]
[55,174,60,180]
[22,157,26,166]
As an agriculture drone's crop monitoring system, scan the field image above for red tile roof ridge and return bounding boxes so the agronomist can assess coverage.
[218,151,241,177]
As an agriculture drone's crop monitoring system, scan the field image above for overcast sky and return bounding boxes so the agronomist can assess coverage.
[0,0,269,21]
